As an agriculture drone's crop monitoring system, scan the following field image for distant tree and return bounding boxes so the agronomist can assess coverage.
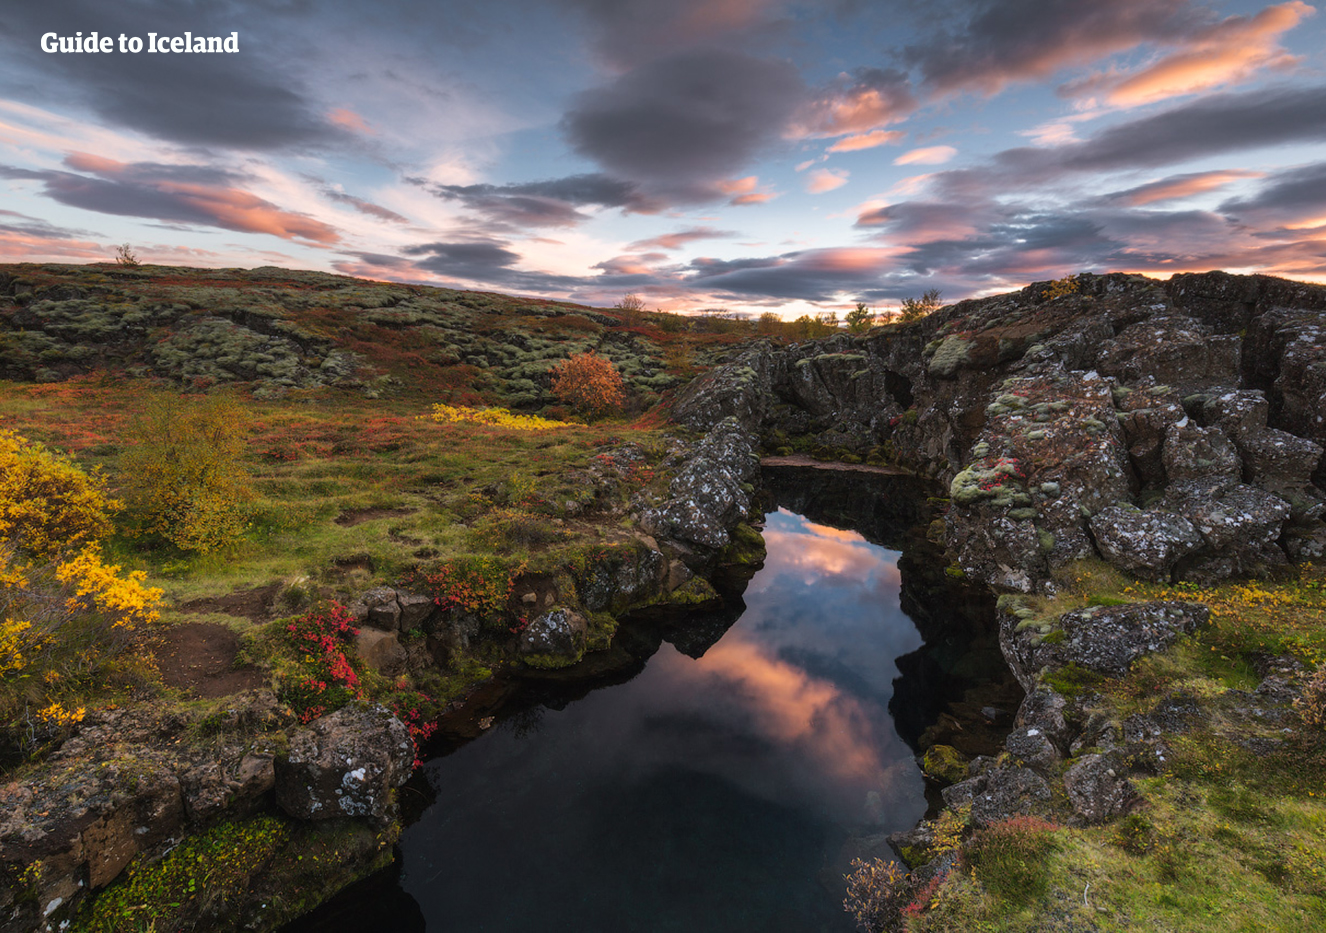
[550,351,626,418]
[814,311,840,334]
[846,301,875,333]
[114,244,140,267]
[614,293,647,313]
[756,311,783,336]
[121,394,254,553]
[898,288,943,323]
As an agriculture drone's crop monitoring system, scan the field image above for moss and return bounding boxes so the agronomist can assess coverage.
[1041,662,1107,698]
[922,744,970,784]
[719,522,767,566]
[660,575,721,606]
[522,649,586,670]
[928,335,973,377]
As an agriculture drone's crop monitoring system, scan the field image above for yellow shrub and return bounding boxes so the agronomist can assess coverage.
[429,404,571,430]
[54,547,162,630]
[0,429,119,561]
[0,617,32,676]
[120,394,255,553]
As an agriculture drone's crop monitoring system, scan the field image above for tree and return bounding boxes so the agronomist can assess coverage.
[121,394,255,553]
[846,301,875,333]
[898,288,943,323]
[550,351,626,418]
[614,293,647,313]
[755,312,783,336]
[114,243,140,267]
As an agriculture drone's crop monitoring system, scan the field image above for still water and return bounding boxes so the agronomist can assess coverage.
[300,507,932,931]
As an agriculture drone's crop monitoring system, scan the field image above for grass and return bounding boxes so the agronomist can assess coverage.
[901,559,1326,931]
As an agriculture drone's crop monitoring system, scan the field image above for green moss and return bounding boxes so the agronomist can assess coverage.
[922,744,970,784]
[928,335,973,377]
[1041,662,1107,698]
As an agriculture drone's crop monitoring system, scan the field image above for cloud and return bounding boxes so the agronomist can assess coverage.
[894,145,957,166]
[565,0,779,68]
[426,173,658,227]
[0,156,340,244]
[685,246,904,300]
[806,168,849,193]
[906,0,1204,96]
[1220,162,1326,229]
[1077,1,1315,106]
[394,239,588,291]
[628,227,735,250]
[791,68,916,139]
[320,187,409,223]
[826,129,906,152]
[1106,170,1264,206]
[718,175,779,205]
[0,0,342,150]
[327,108,375,135]
[563,49,805,197]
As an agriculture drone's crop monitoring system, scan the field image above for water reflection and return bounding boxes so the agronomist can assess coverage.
[290,508,931,932]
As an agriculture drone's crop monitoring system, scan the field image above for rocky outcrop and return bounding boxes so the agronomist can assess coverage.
[275,706,414,822]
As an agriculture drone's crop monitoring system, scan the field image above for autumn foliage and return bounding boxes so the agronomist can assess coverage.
[550,351,626,418]
[0,428,118,561]
[121,393,255,553]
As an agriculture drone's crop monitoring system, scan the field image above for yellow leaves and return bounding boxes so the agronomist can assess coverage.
[37,701,85,727]
[53,547,163,630]
[0,428,119,561]
[0,617,32,675]
[120,393,255,553]
[428,404,572,431]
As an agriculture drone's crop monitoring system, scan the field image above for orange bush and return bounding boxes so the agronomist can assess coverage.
[550,351,626,417]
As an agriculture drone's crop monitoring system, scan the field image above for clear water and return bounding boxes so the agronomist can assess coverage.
[390,508,929,932]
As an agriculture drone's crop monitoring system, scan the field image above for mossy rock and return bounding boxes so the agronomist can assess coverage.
[718,522,766,566]
[922,744,970,785]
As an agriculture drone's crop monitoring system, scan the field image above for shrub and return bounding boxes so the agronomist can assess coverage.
[1295,662,1326,729]
[120,393,255,553]
[0,429,119,561]
[280,603,363,723]
[898,288,943,323]
[114,243,140,267]
[846,301,875,333]
[428,404,570,430]
[843,858,914,932]
[550,351,626,418]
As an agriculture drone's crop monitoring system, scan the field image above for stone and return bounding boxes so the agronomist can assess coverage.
[1237,428,1324,491]
[1096,314,1240,389]
[275,705,414,822]
[1052,601,1210,679]
[1004,726,1060,772]
[1090,505,1203,581]
[969,766,1053,828]
[1196,389,1269,439]
[640,417,758,553]
[921,745,969,785]
[518,608,588,665]
[1161,420,1241,483]
[354,628,408,676]
[1063,753,1137,823]
[396,592,434,632]
[349,587,401,631]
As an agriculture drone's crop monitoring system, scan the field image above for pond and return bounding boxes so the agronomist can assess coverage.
[288,504,952,932]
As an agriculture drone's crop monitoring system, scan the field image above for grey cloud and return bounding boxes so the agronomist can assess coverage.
[1,0,340,150]
[321,189,409,223]
[1221,163,1326,223]
[906,0,1203,95]
[428,173,657,227]
[398,240,587,291]
[563,48,805,194]
[564,0,785,68]
[0,209,100,240]
[628,227,736,250]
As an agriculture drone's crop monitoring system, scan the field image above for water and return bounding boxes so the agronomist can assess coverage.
[293,507,933,931]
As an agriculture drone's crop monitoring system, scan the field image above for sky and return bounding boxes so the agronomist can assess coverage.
[2,0,1325,317]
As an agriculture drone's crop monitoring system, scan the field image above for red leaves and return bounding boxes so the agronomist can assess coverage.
[550,351,626,418]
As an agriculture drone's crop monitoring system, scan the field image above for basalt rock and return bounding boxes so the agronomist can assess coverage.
[518,608,589,666]
[1063,753,1137,824]
[275,705,413,823]
[1090,505,1203,581]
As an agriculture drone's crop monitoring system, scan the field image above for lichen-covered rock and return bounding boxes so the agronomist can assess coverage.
[1090,504,1203,581]
[275,705,413,822]
[1244,306,1326,450]
[517,607,588,666]
[640,416,758,554]
[1236,428,1324,491]
[968,766,1053,829]
[1003,726,1060,772]
[1018,601,1210,683]
[1162,481,1292,581]
[1193,388,1269,439]
[1096,314,1240,389]
[1063,753,1137,824]
[670,346,771,432]
[354,628,408,676]
[1161,420,1241,483]
[921,744,969,785]
[1115,386,1187,487]
[396,592,435,632]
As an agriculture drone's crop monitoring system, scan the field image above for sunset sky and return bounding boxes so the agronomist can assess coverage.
[3,0,1325,316]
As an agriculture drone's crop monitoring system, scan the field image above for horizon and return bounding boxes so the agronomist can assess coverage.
[3,0,1326,318]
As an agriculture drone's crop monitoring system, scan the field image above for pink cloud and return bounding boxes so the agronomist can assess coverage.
[629,227,733,250]
[1102,1,1314,106]
[327,107,375,135]
[806,168,849,193]
[827,129,906,152]
[1115,170,1264,205]
[893,145,957,166]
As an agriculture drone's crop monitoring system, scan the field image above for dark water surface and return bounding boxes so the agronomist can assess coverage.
[292,507,934,932]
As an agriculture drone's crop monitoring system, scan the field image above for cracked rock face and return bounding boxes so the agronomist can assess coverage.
[275,705,413,822]
[1090,505,1203,581]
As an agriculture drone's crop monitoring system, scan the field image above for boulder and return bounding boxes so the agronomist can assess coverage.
[349,587,401,631]
[968,766,1053,828]
[1050,601,1210,679]
[1096,314,1240,389]
[1090,505,1203,581]
[1063,753,1137,823]
[640,416,758,553]
[1003,726,1060,772]
[1236,428,1324,491]
[1161,420,1241,483]
[1195,389,1269,439]
[354,628,408,676]
[518,608,588,665]
[275,705,413,822]
[396,592,435,632]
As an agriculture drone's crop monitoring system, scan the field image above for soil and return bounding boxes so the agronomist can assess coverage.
[178,582,283,623]
[152,622,268,698]
[335,507,417,527]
